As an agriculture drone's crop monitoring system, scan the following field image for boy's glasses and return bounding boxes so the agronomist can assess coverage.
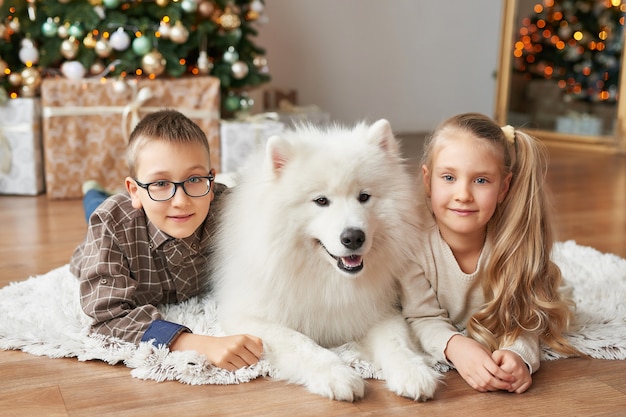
[134,175,214,202]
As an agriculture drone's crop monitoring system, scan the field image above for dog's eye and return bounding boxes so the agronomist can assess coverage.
[314,196,329,206]
[358,192,370,203]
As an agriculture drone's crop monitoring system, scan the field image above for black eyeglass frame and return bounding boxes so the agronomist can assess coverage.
[133,174,215,202]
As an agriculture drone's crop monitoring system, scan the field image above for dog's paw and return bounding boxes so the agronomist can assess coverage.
[383,357,441,401]
[305,363,365,402]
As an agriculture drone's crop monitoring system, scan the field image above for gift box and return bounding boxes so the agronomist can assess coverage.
[0,98,45,195]
[220,117,285,173]
[41,76,221,199]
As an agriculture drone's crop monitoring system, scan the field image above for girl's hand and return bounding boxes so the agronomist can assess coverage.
[170,333,264,371]
[445,334,515,392]
[492,349,532,393]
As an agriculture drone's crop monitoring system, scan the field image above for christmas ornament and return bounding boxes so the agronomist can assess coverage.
[41,18,59,38]
[60,37,79,60]
[8,72,22,87]
[132,35,152,56]
[181,0,198,13]
[231,60,249,79]
[27,0,37,21]
[103,0,121,8]
[197,51,212,74]
[141,50,166,76]
[198,1,214,17]
[8,17,20,33]
[83,33,97,49]
[90,61,105,75]
[223,46,239,63]
[57,23,69,39]
[19,39,40,65]
[95,38,113,58]
[68,23,84,39]
[158,20,171,38]
[20,67,41,96]
[219,6,241,30]
[224,94,241,112]
[250,0,264,13]
[110,28,131,51]
[169,21,190,44]
[60,60,86,80]
[155,0,170,6]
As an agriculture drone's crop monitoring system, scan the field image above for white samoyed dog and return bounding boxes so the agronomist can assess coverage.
[212,119,440,401]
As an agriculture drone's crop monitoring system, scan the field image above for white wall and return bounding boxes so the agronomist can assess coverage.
[256,0,503,133]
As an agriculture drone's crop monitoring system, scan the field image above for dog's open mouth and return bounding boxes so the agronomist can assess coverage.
[319,243,364,274]
[338,254,364,273]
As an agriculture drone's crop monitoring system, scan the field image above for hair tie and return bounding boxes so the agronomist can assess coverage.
[501,125,515,144]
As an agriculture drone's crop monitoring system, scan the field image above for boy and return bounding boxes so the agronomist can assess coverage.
[70,110,263,371]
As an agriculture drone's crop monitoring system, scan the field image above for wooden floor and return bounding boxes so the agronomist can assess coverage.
[1,140,625,417]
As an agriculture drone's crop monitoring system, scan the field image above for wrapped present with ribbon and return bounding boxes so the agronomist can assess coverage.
[220,112,285,173]
[0,98,45,196]
[40,76,221,199]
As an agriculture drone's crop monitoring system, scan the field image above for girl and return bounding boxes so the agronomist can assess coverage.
[401,112,580,394]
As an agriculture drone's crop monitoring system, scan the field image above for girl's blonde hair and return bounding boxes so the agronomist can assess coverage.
[422,112,580,357]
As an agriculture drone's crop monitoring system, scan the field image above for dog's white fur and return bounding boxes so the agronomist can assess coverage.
[212,120,440,401]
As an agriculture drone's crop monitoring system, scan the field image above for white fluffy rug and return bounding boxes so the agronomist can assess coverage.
[0,240,624,385]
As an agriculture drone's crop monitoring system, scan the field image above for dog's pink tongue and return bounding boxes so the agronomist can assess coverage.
[342,255,362,268]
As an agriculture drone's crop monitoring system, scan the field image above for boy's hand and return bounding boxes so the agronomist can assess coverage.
[492,349,532,393]
[170,333,264,371]
[444,334,515,392]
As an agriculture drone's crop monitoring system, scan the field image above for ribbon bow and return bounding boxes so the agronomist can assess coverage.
[122,86,154,140]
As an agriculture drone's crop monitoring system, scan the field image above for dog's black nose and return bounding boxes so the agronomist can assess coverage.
[341,228,365,250]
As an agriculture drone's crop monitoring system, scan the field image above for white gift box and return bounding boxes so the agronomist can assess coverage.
[220,119,285,173]
[0,98,45,195]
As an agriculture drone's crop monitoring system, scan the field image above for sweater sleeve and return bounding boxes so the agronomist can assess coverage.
[500,332,541,374]
[399,261,461,364]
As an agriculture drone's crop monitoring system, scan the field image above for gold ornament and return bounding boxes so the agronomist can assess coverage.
[60,37,79,59]
[169,21,189,44]
[95,38,113,58]
[141,50,166,76]
[155,0,170,6]
[21,67,41,90]
[218,6,241,30]
[88,0,103,5]
[198,1,214,17]
[231,60,249,79]
[83,32,97,49]
[8,72,22,86]
[90,61,105,75]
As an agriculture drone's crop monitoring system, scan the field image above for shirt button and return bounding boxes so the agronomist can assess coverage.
[100,278,108,285]
[191,243,197,250]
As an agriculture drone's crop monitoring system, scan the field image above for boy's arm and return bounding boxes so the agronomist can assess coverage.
[74,212,179,346]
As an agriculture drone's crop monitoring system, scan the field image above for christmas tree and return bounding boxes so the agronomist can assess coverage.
[0,0,270,115]
[512,0,624,103]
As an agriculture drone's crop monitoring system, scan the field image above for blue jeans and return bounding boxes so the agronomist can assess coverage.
[83,189,110,222]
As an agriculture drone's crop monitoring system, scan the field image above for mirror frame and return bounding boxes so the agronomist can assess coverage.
[495,0,626,154]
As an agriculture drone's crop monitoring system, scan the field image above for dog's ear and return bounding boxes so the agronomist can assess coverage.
[368,119,400,156]
[265,135,292,177]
